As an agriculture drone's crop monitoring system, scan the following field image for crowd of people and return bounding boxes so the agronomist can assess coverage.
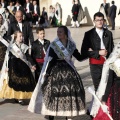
[0,0,120,120]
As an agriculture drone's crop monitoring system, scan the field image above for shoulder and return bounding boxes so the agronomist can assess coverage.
[44,39,50,44]
[32,39,39,45]
[104,29,112,35]
[85,28,95,35]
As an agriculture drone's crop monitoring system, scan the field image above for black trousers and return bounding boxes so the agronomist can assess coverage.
[110,16,115,30]
[32,15,39,25]
[73,14,78,22]
[90,64,103,91]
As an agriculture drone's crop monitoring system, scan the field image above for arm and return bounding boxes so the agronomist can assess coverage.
[106,32,114,58]
[81,32,100,59]
[72,49,87,61]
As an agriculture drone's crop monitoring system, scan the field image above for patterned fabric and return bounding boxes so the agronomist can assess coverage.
[41,61,85,116]
[0,41,7,70]
[0,80,33,99]
[51,39,76,59]
[8,55,36,92]
[110,79,120,120]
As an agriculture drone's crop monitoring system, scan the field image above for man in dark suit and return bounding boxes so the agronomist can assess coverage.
[13,0,26,19]
[109,1,117,30]
[100,0,109,16]
[81,12,114,91]
[32,0,40,25]
[1,0,7,8]
[31,27,50,82]
[24,0,34,26]
[7,10,34,45]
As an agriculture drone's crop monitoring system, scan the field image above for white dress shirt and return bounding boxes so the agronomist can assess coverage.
[34,5,37,14]
[96,28,105,49]
[18,22,22,31]
[26,3,30,13]
[39,39,44,45]
[17,6,20,11]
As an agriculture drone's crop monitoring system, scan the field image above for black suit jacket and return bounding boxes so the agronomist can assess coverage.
[109,4,117,18]
[101,3,109,16]
[33,5,40,16]
[13,6,26,16]
[31,39,50,59]
[81,28,114,60]
[31,39,50,70]
[24,3,34,14]
[7,20,34,45]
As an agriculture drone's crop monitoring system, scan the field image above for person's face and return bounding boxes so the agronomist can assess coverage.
[103,0,106,4]
[10,2,13,6]
[0,15,3,23]
[57,28,66,40]
[16,2,20,6]
[75,0,78,4]
[26,0,29,3]
[33,1,37,5]
[16,33,23,43]
[94,16,104,29]
[37,30,45,40]
[15,12,23,23]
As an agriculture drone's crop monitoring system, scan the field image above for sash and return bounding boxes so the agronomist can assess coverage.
[9,43,32,68]
[0,36,9,47]
[52,40,76,71]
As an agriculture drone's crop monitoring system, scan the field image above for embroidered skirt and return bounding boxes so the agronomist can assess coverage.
[41,60,85,116]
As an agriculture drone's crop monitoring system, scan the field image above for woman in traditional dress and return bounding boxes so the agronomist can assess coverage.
[28,26,86,120]
[7,1,15,23]
[90,41,120,120]
[0,14,8,70]
[0,31,36,105]
[54,2,62,26]
[0,3,6,19]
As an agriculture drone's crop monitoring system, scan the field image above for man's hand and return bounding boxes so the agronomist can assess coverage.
[99,49,107,56]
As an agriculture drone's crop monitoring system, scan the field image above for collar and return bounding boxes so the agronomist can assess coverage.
[96,28,104,34]
[38,39,44,45]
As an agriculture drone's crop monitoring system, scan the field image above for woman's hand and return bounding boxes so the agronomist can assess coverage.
[88,48,93,51]
[31,66,36,70]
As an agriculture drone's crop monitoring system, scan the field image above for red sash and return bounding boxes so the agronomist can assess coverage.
[89,56,105,65]
[36,58,44,63]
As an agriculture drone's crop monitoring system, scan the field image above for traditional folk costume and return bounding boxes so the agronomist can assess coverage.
[7,5,15,23]
[24,2,33,26]
[90,41,120,120]
[99,3,109,25]
[0,17,8,70]
[81,28,114,92]
[32,4,40,26]
[0,42,36,99]
[31,39,50,82]
[28,31,85,117]
[54,3,62,26]
[71,3,80,27]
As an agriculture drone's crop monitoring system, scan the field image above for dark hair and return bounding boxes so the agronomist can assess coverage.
[16,0,20,4]
[0,3,2,6]
[36,27,44,33]
[58,26,68,38]
[111,1,114,4]
[94,12,104,20]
